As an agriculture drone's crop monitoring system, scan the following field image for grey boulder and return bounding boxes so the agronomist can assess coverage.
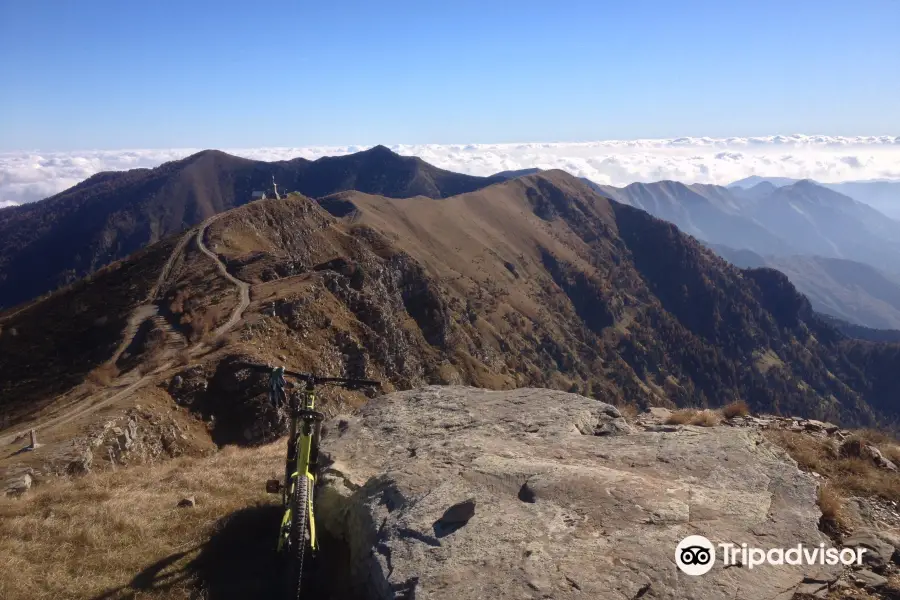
[316,386,840,600]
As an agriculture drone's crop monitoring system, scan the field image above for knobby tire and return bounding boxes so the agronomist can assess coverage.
[285,475,310,600]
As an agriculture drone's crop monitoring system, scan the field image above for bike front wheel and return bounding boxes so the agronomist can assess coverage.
[285,474,310,600]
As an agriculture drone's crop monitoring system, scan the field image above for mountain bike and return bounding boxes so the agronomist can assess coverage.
[242,363,381,599]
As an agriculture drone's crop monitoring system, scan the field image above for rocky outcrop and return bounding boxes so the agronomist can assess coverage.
[316,386,840,600]
[48,405,191,476]
[3,467,33,497]
[202,355,287,446]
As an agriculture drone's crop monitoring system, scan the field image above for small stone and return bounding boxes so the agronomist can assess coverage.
[177,496,196,508]
[794,581,828,598]
[832,580,851,590]
[644,407,672,420]
[865,445,898,472]
[594,419,631,436]
[872,530,900,564]
[843,530,895,570]
[4,473,32,497]
[853,569,887,589]
[803,420,826,432]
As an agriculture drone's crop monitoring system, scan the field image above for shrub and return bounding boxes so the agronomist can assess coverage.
[690,409,720,427]
[86,363,119,387]
[615,402,640,421]
[817,483,848,534]
[666,409,697,425]
[665,408,720,427]
[722,399,750,419]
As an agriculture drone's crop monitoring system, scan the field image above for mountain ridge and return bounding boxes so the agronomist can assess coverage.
[729,175,900,220]
[0,147,505,310]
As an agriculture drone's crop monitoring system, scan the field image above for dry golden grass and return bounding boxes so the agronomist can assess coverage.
[175,348,192,366]
[665,408,720,427]
[850,428,897,446]
[0,442,285,600]
[766,430,900,502]
[665,409,696,425]
[614,402,640,421]
[86,363,119,387]
[817,482,849,533]
[883,444,900,466]
[721,400,750,419]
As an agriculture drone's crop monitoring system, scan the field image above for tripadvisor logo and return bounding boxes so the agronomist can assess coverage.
[676,535,716,575]
[675,535,866,576]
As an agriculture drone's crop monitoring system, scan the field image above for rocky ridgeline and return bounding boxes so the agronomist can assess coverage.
[636,408,898,473]
[316,386,900,600]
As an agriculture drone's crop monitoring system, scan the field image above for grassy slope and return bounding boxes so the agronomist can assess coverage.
[0,443,283,600]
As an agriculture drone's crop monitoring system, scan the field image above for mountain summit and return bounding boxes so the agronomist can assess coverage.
[0,147,504,309]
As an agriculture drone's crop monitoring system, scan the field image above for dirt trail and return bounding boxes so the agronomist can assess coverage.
[107,305,159,366]
[0,359,175,449]
[108,229,193,365]
[195,216,251,336]
[0,229,195,448]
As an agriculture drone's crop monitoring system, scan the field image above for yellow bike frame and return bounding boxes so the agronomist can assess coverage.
[277,387,319,553]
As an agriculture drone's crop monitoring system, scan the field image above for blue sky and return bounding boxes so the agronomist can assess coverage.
[0,0,898,151]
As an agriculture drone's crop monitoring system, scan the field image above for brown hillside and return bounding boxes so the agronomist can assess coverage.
[166,173,896,426]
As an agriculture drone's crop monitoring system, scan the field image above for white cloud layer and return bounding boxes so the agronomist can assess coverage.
[2,135,899,206]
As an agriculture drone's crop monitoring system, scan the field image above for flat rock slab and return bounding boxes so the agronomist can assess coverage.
[318,386,840,600]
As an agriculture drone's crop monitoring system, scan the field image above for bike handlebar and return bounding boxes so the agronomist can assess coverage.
[240,363,381,389]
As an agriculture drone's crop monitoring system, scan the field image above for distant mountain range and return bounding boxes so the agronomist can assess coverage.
[730,176,900,220]
[3,148,900,338]
[592,179,900,273]
[0,146,505,309]
[498,169,900,330]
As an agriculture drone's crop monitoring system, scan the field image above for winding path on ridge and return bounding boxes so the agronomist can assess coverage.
[195,215,252,337]
[107,229,194,366]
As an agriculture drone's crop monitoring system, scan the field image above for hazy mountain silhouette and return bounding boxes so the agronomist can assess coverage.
[730,176,900,220]
[714,245,900,330]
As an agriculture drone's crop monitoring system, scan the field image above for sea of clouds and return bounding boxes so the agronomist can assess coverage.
[1,134,899,207]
